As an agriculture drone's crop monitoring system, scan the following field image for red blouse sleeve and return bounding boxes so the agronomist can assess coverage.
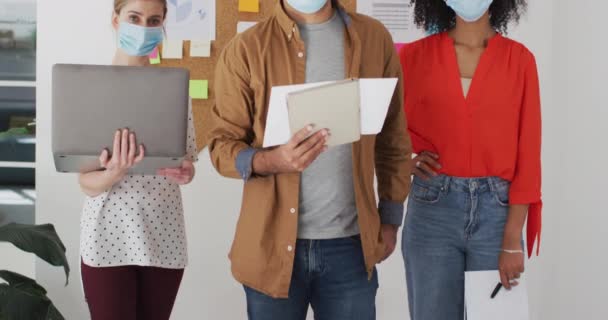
[509,54,543,258]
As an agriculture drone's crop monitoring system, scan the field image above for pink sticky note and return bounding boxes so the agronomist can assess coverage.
[149,47,159,59]
[394,43,405,54]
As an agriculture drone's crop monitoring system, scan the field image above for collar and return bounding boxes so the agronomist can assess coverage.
[274,0,353,41]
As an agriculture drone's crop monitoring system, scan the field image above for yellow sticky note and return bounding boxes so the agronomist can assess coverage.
[239,0,259,13]
[189,80,208,100]
[149,47,161,64]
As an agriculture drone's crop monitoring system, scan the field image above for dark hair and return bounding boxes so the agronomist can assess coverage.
[411,0,527,34]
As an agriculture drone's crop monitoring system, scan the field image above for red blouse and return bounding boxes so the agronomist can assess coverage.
[400,32,542,257]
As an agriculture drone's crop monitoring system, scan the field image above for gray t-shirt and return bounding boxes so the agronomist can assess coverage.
[297,12,359,239]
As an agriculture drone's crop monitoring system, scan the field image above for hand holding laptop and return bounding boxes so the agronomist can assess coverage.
[98,129,145,181]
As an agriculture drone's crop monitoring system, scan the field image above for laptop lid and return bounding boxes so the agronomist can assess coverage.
[52,64,190,173]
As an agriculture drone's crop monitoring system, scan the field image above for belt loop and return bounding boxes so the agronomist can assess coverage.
[442,175,451,192]
[487,177,497,193]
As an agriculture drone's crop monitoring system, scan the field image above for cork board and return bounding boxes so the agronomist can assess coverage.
[155,0,356,150]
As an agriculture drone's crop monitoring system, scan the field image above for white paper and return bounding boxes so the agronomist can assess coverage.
[190,40,211,57]
[357,0,425,43]
[262,78,398,148]
[161,40,183,59]
[165,0,216,41]
[465,271,529,320]
[237,21,257,33]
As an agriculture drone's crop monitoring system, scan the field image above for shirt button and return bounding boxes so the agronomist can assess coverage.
[290,208,296,214]
[287,245,293,252]
[298,52,304,58]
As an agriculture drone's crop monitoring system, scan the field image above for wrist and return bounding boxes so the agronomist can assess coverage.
[103,168,126,184]
[252,149,273,175]
[502,233,522,249]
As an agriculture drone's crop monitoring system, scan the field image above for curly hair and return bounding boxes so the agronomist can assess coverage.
[411,0,527,34]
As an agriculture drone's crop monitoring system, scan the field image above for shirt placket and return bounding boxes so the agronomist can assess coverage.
[277,24,308,296]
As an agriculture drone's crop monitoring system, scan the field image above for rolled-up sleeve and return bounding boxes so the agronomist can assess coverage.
[235,147,260,180]
[207,37,257,180]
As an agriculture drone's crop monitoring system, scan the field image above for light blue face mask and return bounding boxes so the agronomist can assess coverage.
[117,22,164,57]
[285,0,329,14]
[445,0,493,23]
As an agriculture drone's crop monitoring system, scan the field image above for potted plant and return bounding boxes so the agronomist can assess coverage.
[0,223,69,320]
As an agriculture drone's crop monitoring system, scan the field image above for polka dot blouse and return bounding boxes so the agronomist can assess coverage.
[80,101,198,269]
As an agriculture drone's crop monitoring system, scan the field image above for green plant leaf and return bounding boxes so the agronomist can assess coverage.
[0,271,46,296]
[0,281,65,320]
[0,128,29,139]
[0,224,69,285]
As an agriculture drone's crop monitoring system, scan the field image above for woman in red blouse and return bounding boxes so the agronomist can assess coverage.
[400,0,541,319]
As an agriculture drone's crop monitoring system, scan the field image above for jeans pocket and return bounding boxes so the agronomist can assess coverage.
[411,182,442,204]
[493,188,510,207]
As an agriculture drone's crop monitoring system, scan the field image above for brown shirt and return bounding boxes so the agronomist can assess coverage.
[208,0,412,298]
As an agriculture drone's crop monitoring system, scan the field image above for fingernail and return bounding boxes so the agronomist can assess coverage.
[306,125,313,132]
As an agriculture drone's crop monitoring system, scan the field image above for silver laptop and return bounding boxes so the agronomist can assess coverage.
[52,64,190,174]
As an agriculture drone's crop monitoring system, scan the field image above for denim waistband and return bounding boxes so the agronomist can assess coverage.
[413,175,510,194]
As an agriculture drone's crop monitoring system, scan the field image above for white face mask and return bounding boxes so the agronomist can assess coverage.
[445,0,494,22]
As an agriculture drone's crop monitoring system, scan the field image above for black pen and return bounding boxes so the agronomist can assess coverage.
[490,282,502,299]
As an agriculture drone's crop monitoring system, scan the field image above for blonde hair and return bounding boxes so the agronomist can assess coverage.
[114,0,168,17]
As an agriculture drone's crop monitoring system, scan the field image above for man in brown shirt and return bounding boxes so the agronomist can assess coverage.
[208,0,412,318]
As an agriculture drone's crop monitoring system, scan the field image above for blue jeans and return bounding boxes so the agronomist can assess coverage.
[402,175,511,320]
[244,236,378,320]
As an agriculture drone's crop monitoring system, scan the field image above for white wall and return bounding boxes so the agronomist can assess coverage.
[35,1,569,319]
[544,1,608,319]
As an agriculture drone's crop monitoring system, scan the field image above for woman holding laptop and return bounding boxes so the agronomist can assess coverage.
[400,0,542,319]
[77,0,198,319]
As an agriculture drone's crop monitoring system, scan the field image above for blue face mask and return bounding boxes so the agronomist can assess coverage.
[285,0,329,14]
[445,0,493,23]
[117,22,164,56]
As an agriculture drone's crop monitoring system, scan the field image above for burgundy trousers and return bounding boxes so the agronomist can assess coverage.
[81,261,184,320]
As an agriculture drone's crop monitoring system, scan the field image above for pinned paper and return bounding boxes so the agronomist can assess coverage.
[149,47,161,64]
[162,40,184,59]
[190,41,211,57]
[237,21,257,34]
[166,0,216,41]
[238,0,259,13]
[189,80,208,99]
